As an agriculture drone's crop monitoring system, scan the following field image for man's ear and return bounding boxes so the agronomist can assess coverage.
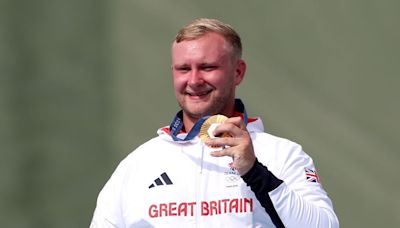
[234,59,247,86]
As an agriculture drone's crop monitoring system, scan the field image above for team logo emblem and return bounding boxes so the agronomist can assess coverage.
[224,163,240,187]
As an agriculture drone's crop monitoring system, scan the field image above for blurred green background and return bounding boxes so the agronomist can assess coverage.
[1,0,399,227]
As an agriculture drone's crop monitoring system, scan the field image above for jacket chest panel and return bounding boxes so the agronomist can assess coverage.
[122,143,258,226]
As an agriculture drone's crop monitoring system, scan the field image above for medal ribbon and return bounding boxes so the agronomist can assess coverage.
[169,99,248,141]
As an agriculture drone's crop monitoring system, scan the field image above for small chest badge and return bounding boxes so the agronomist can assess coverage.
[224,164,241,187]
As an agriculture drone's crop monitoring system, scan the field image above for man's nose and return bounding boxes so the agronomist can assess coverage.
[188,69,204,86]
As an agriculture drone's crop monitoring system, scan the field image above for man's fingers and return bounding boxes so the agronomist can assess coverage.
[205,137,237,148]
[209,147,233,158]
[212,121,246,138]
[223,116,246,129]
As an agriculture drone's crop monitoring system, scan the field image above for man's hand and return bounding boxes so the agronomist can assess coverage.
[205,116,256,175]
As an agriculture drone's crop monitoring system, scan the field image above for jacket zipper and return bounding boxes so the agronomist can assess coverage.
[195,143,205,227]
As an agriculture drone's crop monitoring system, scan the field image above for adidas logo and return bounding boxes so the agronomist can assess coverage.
[148,172,173,188]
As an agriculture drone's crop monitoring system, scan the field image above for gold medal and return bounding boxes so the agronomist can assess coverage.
[199,115,230,142]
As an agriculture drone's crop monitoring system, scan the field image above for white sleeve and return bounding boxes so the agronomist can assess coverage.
[271,142,339,227]
[90,160,128,228]
[243,140,339,228]
[269,182,339,228]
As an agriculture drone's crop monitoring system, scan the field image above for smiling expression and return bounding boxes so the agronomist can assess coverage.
[171,32,246,129]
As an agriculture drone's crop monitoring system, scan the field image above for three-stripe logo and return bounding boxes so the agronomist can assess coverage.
[148,172,173,188]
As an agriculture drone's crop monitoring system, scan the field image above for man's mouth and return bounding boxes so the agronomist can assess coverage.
[186,90,212,97]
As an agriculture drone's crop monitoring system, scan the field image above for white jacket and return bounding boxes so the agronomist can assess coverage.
[90,117,339,228]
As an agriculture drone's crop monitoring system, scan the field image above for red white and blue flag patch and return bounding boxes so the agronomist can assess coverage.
[305,167,320,183]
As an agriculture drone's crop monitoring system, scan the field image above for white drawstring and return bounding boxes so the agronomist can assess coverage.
[200,143,204,174]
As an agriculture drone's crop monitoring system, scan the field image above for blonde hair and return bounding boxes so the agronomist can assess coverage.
[174,18,242,58]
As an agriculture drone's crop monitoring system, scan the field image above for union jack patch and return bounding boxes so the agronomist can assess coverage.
[305,167,320,183]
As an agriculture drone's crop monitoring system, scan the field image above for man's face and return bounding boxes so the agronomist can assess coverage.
[171,32,245,120]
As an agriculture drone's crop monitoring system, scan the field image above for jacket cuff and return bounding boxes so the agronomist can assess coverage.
[241,159,283,192]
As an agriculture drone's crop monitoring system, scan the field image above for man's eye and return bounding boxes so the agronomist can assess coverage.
[176,67,190,72]
[202,66,217,71]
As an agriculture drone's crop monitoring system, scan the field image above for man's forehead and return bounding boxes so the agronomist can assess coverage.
[172,34,233,59]
[174,31,224,43]
[171,48,231,65]
[173,33,231,49]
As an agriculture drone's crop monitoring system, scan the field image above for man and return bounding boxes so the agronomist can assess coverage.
[90,18,339,227]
